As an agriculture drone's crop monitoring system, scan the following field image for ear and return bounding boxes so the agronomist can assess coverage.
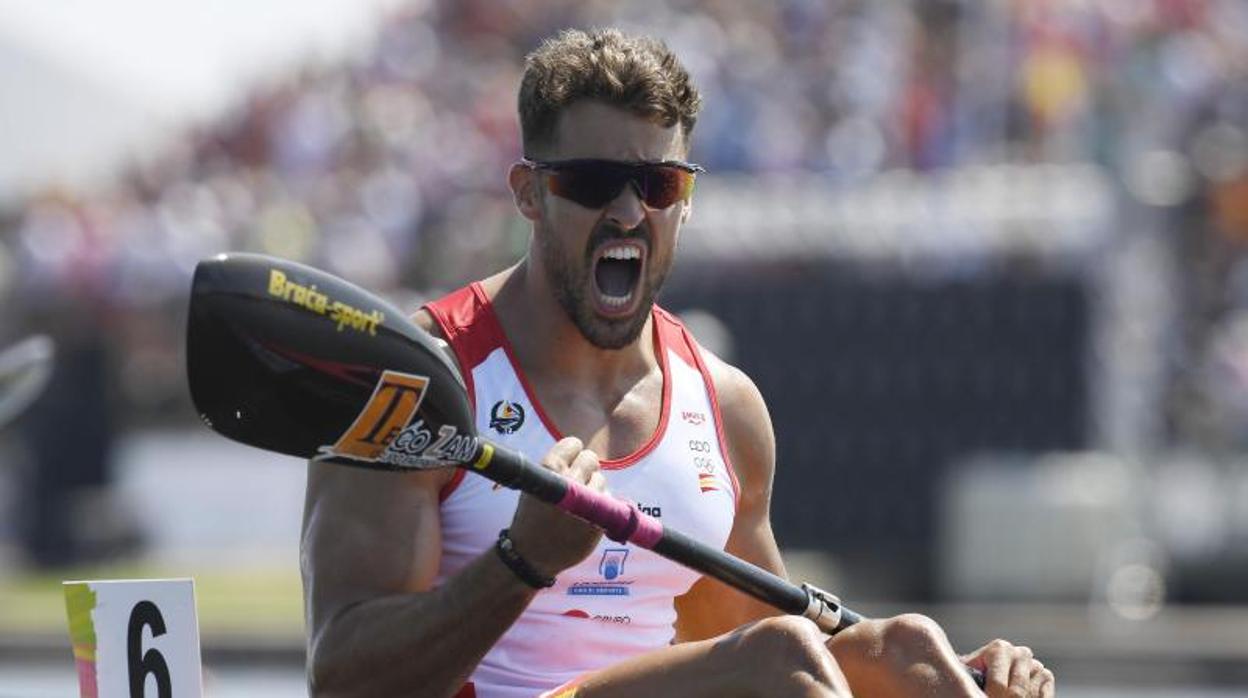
[508,163,543,222]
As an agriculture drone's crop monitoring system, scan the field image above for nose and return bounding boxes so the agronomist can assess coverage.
[603,182,646,231]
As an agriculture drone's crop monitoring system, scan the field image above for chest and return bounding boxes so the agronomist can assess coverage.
[525,367,664,461]
[436,345,738,589]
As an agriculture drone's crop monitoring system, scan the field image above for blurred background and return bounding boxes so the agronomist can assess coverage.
[1,0,1247,695]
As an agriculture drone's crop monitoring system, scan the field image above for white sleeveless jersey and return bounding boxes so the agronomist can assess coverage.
[426,283,739,698]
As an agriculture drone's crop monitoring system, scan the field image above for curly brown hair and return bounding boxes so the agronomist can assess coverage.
[518,28,703,157]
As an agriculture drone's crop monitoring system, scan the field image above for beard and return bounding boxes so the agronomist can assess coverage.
[537,221,672,350]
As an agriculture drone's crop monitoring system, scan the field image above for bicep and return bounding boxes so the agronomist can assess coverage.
[301,462,448,638]
[304,306,456,609]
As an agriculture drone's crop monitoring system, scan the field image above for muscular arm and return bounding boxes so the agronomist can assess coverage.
[301,310,527,697]
[668,352,1050,698]
[673,357,788,641]
[302,310,604,697]
[302,463,539,697]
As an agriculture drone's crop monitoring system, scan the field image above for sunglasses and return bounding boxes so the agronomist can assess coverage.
[522,158,705,210]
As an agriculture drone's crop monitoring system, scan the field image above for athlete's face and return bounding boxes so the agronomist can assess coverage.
[514,101,693,349]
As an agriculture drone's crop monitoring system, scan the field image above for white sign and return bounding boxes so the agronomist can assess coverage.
[64,578,204,698]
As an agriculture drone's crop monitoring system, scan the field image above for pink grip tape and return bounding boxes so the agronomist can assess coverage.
[557,481,664,549]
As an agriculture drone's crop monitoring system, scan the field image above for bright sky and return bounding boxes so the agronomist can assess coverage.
[0,0,407,196]
[0,0,406,118]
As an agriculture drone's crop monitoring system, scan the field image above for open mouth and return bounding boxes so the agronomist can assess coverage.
[591,241,646,316]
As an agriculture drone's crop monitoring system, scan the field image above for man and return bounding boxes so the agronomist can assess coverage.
[301,28,1055,697]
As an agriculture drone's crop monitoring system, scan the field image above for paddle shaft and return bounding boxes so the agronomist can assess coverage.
[473,440,861,633]
[469,441,986,689]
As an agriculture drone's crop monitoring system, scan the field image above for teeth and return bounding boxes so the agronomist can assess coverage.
[602,245,641,261]
[601,291,633,306]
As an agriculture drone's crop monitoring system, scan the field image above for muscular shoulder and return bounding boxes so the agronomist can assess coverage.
[698,348,776,507]
[672,344,783,636]
[700,351,771,455]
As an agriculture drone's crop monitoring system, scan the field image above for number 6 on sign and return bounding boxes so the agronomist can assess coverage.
[64,579,203,698]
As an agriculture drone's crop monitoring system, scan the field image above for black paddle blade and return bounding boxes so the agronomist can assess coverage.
[186,253,477,470]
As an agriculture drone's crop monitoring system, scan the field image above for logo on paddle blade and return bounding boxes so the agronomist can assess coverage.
[489,400,525,434]
[326,370,429,460]
[316,371,475,468]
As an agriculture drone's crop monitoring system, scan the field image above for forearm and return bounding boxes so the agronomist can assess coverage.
[308,548,537,698]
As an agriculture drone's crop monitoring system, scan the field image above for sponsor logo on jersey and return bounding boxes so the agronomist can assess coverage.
[561,609,632,624]
[599,548,628,580]
[681,410,706,426]
[568,581,632,596]
[593,614,631,624]
[568,548,633,596]
[489,400,525,434]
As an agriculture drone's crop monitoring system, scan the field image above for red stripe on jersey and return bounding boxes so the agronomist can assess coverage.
[476,287,673,471]
[657,307,741,508]
[425,284,501,502]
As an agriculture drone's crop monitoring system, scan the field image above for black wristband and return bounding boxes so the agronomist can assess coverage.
[495,529,556,589]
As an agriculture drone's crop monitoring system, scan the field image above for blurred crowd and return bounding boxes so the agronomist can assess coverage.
[0,0,1245,566]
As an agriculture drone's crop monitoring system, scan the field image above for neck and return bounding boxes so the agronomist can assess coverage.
[491,258,656,392]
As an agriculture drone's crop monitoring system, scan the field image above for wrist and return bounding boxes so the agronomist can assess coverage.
[494,529,556,589]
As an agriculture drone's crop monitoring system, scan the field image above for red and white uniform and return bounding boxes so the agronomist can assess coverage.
[426,283,739,698]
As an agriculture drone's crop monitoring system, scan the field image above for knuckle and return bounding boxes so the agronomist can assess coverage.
[542,450,570,470]
[551,436,582,457]
[573,448,601,469]
[545,440,586,469]
[567,451,600,483]
[1015,645,1034,660]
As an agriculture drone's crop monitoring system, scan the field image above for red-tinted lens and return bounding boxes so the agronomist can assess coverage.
[543,161,698,210]
[636,166,696,209]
